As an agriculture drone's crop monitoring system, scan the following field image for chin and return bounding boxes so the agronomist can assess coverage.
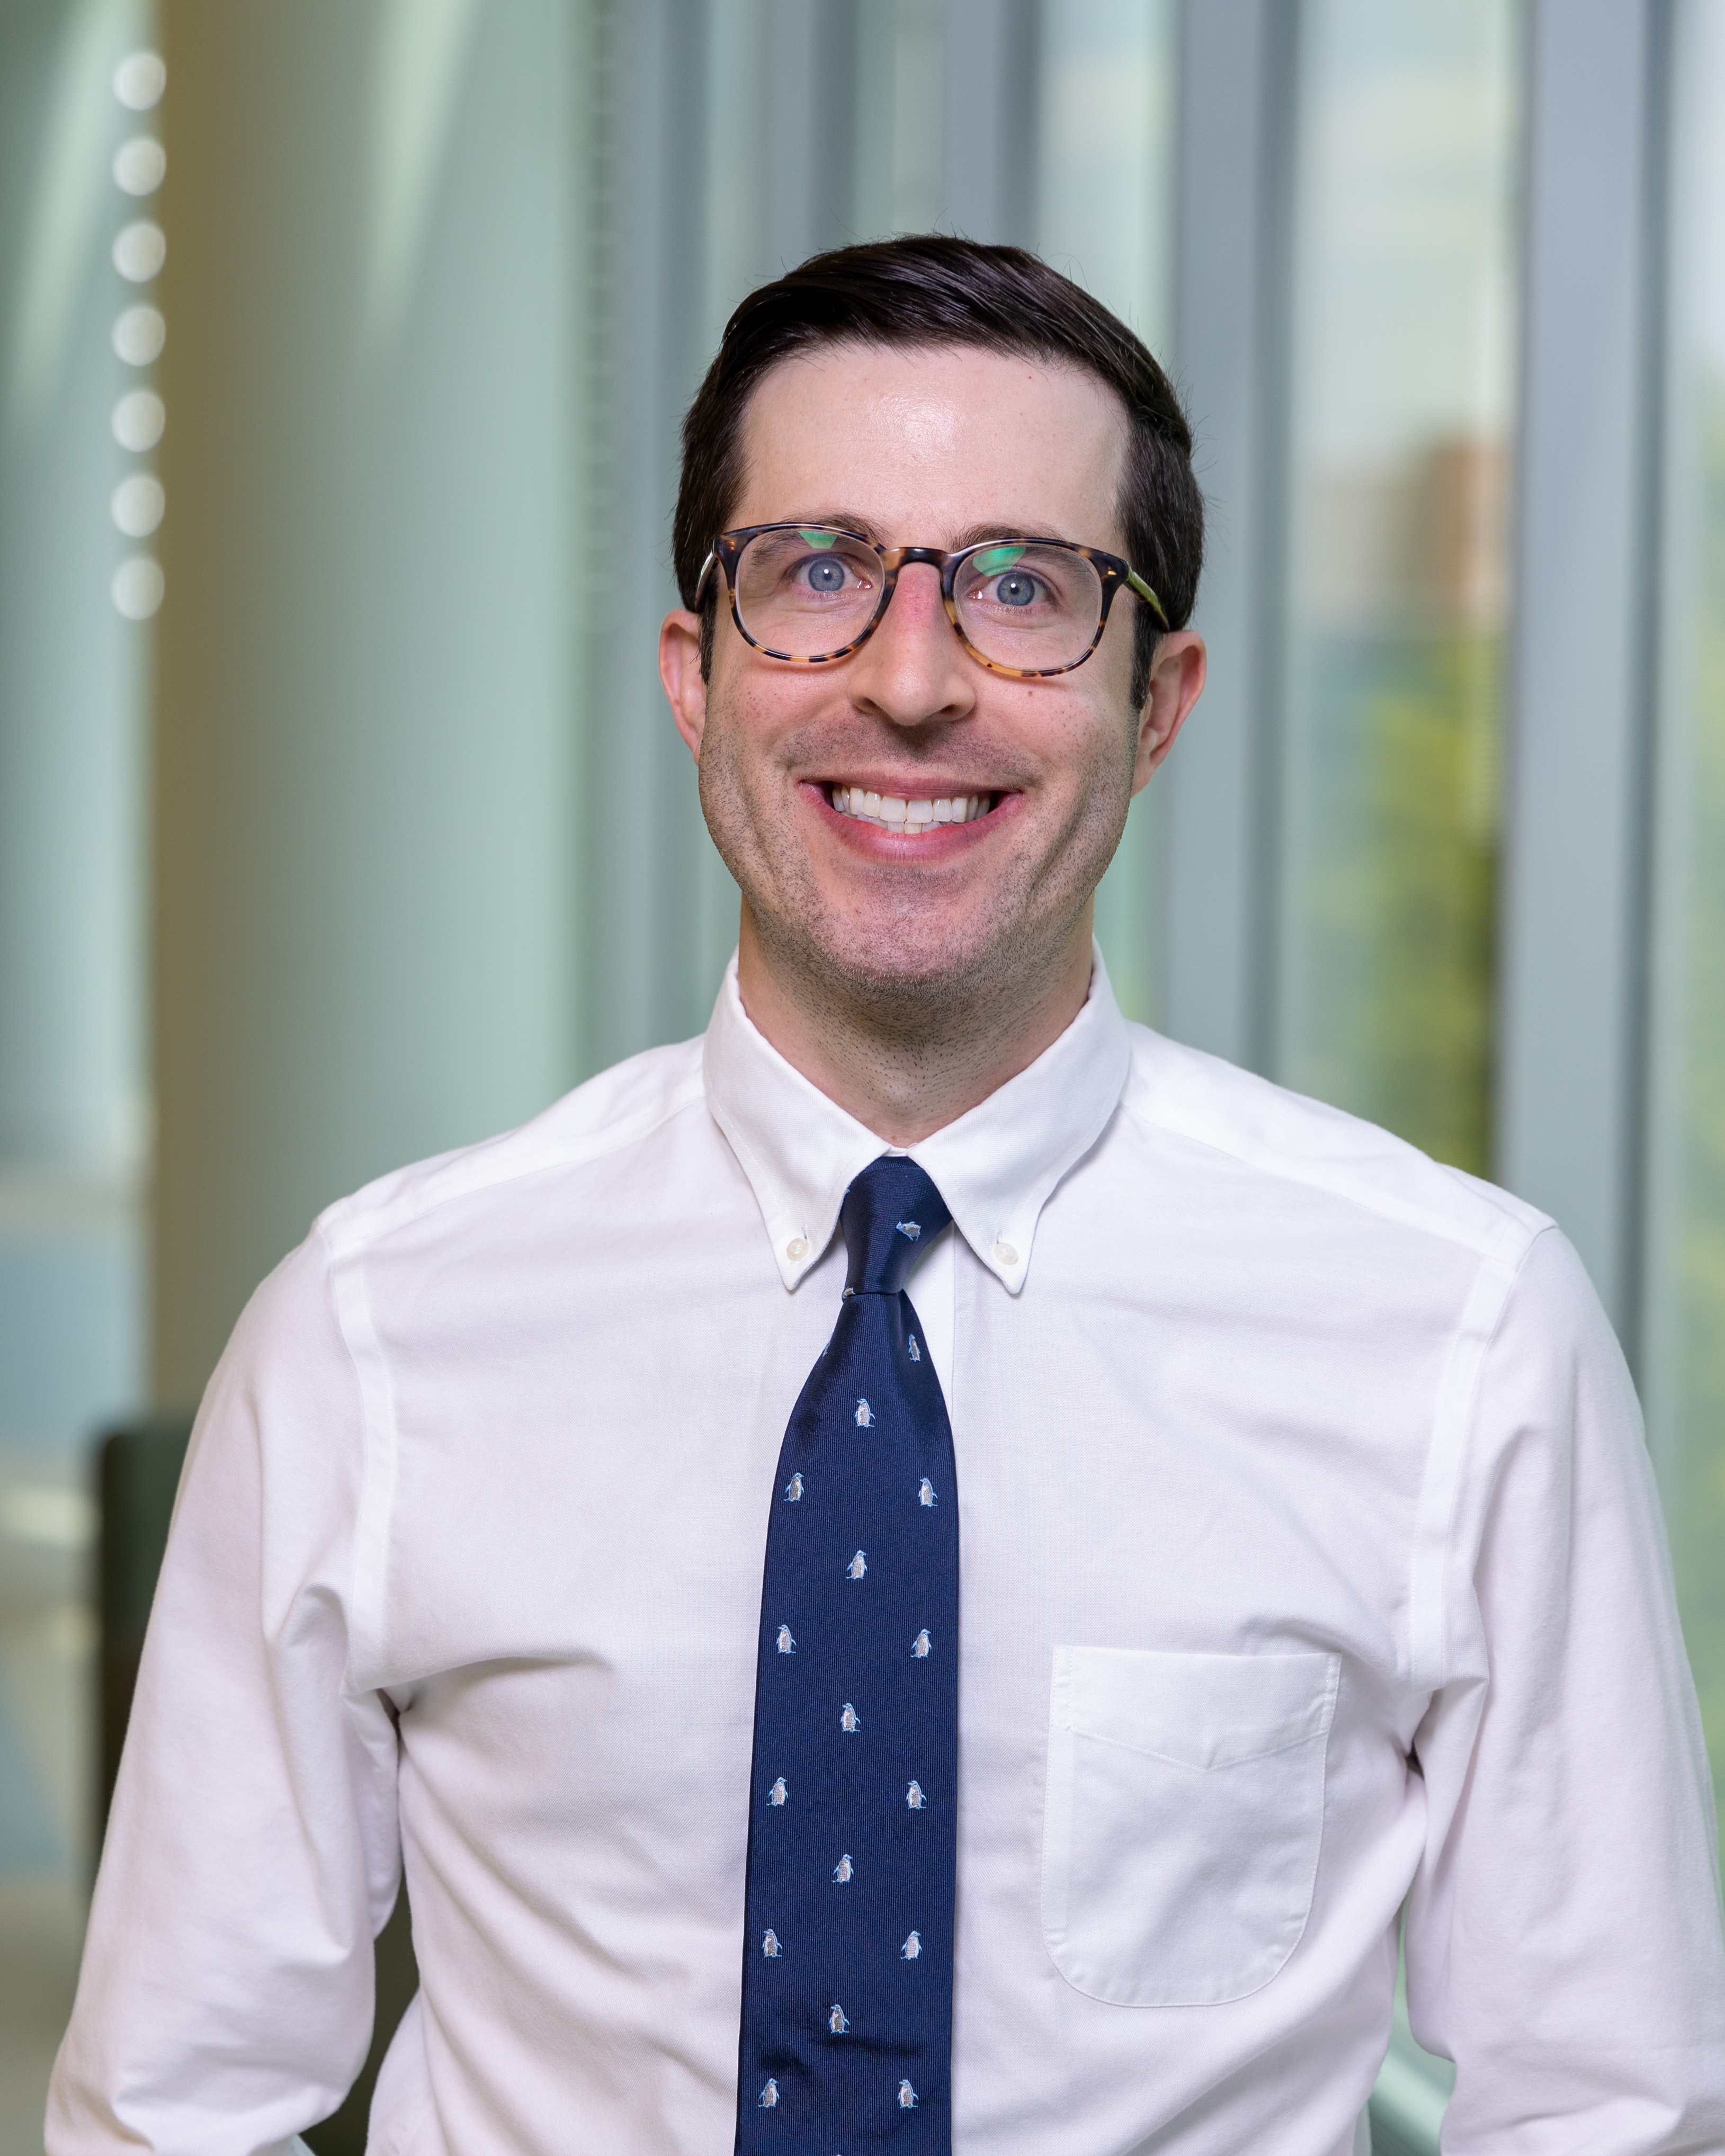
[776,897,1059,1011]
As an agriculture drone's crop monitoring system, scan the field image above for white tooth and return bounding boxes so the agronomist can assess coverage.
[882,796,908,826]
[846,786,864,817]
[907,799,933,826]
[864,791,881,820]
[970,794,983,820]
[933,799,952,823]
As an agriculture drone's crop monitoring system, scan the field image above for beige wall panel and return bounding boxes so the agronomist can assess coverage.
[152,0,580,1406]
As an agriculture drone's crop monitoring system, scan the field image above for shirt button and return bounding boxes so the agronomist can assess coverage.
[993,1240,1018,1266]
[785,1236,809,1261]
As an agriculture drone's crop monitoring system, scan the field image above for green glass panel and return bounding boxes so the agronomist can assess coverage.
[1276,0,1520,1173]
[1032,0,1177,1025]
[1646,0,1725,1871]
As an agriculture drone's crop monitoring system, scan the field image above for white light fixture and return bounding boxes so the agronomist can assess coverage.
[112,305,166,366]
[112,556,165,620]
[111,389,165,452]
[109,56,167,632]
[112,473,166,539]
[113,52,167,112]
[113,137,166,196]
[112,220,166,283]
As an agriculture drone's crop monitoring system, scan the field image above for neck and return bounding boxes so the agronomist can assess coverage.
[734,906,1096,1146]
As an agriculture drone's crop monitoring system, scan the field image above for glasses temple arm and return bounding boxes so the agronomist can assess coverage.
[1126,568,1169,628]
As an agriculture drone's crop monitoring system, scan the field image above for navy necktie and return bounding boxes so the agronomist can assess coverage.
[736,1156,959,2153]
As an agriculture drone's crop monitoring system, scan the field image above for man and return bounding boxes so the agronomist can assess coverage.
[51,238,1725,2153]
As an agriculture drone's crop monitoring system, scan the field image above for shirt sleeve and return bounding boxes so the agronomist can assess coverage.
[1405,1224,1725,2152]
[46,1226,400,2156]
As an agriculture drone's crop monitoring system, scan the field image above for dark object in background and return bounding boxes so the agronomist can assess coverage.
[95,1418,418,2155]
[96,1418,191,1832]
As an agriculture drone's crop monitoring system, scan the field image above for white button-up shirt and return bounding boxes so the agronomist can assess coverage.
[50,953,1725,2155]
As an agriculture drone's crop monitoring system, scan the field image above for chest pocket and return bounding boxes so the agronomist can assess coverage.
[1040,1644,1340,2007]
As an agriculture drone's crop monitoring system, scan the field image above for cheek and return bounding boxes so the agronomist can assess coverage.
[1025,690,1138,794]
[699,666,826,792]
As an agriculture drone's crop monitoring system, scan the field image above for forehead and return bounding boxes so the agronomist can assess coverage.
[731,342,1129,548]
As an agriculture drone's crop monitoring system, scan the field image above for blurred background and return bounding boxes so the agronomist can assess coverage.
[0,0,1719,2149]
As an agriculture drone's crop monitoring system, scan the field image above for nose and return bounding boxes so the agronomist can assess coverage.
[845,561,976,730]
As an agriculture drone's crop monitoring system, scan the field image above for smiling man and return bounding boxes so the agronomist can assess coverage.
[659,320,1202,1150]
[51,239,1725,2156]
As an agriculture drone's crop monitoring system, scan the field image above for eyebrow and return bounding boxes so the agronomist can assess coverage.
[770,513,1088,551]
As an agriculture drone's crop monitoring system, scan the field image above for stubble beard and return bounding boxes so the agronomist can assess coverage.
[695,706,1134,1075]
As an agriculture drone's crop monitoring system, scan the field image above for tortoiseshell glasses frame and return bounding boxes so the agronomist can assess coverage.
[692,523,1170,679]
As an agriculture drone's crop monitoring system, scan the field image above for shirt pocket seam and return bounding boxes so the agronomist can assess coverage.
[1068,1715,1335,1773]
[1042,1646,1340,2008]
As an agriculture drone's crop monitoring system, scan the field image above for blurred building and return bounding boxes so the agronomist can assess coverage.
[0,3,1720,2152]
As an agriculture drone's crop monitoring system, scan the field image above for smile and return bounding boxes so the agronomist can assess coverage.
[826,785,997,833]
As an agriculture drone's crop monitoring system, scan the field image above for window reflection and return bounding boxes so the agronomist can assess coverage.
[1034,0,1176,1022]
[1647,0,1725,1862]
[1275,0,1518,1173]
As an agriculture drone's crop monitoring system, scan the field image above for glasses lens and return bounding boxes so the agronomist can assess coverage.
[953,542,1104,672]
[734,527,882,657]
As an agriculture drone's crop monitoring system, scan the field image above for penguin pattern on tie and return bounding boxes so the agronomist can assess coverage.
[735,1156,958,2152]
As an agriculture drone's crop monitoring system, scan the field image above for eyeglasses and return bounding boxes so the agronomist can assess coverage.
[693,523,1168,678]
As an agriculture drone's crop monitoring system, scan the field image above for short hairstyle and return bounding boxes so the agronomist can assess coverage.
[673,234,1204,708]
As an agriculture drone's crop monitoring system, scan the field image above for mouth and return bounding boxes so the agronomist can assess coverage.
[823,783,1000,834]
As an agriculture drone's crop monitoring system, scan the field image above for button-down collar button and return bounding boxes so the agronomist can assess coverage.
[993,1240,1019,1267]
[785,1236,809,1261]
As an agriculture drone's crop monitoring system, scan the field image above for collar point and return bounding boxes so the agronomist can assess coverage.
[771,1227,823,1292]
[984,1232,1031,1294]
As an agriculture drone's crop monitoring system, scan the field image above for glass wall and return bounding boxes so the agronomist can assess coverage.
[1647,0,1725,1860]
[0,0,157,2141]
[1275,0,1519,1173]
[1035,0,1176,1022]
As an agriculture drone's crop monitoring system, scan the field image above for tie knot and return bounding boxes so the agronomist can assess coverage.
[840,1157,952,1298]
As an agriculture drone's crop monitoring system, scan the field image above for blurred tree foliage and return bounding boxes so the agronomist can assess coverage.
[1288,625,1500,1177]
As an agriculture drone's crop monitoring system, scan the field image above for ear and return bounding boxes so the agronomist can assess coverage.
[1131,630,1207,795]
[660,609,709,762]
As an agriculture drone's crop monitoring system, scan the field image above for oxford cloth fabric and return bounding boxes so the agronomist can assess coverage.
[48,949,1725,2156]
[738,1158,959,2146]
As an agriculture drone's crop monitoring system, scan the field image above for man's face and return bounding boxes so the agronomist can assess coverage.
[661,343,1203,1013]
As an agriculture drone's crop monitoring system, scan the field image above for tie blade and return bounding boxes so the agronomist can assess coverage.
[738,1164,959,2152]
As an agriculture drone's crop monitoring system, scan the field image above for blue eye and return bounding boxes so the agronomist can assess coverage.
[803,557,847,593]
[994,571,1037,608]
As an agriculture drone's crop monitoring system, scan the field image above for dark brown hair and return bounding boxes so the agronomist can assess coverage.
[673,234,1204,706]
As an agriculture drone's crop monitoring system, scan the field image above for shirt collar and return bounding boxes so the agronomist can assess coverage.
[701,942,1131,1295]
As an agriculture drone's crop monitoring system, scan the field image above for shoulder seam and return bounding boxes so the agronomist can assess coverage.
[1409,1220,1558,1691]
[319,1063,709,1260]
[1116,1057,1545,1266]
[312,1214,398,1687]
